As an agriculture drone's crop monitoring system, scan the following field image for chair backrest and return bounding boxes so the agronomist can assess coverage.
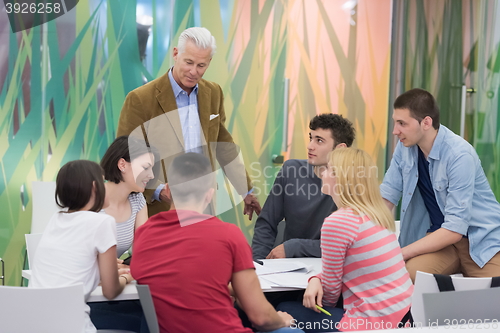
[0,284,84,333]
[25,233,43,269]
[394,220,400,239]
[412,271,495,326]
[137,284,160,333]
[31,181,60,234]
[423,286,500,325]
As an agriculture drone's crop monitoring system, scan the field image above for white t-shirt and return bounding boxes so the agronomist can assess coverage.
[30,211,116,333]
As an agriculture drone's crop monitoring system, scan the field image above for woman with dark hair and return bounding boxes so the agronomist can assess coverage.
[87,136,158,332]
[30,160,132,333]
[100,135,158,258]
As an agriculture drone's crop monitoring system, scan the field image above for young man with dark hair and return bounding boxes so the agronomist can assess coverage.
[252,114,356,259]
[381,88,500,281]
[131,153,300,333]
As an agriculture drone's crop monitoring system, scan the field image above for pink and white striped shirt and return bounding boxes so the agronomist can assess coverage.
[318,207,413,331]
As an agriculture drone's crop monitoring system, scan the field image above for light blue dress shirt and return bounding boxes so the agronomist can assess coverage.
[381,125,500,268]
[153,69,203,201]
[167,69,203,154]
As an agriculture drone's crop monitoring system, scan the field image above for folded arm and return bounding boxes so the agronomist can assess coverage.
[402,228,463,261]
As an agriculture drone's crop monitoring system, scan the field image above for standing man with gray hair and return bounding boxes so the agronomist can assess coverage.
[118,27,260,218]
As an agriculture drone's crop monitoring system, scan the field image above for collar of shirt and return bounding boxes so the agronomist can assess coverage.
[168,68,198,98]
[427,125,447,161]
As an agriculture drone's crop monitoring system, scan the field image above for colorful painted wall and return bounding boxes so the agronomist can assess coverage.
[398,0,500,199]
[0,0,392,285]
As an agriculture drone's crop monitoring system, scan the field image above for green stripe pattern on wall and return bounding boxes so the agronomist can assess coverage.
[400,0,500,199]
[0,0,393,285]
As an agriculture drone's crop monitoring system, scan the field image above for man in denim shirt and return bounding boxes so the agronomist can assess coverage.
[381,88,500,281]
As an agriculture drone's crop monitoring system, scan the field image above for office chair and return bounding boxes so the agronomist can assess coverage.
[137,284,160,333]
[0,283,85,333]
[412,270,498,326]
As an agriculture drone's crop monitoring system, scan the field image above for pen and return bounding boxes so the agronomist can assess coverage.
[316,305,331,316]
[254,259,264,265]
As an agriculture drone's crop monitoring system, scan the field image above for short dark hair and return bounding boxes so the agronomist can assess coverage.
[55,160,106,212]
[309,113,355,147]
[101,136,160,184]
[167,153,215,203]
[394,88,440,129]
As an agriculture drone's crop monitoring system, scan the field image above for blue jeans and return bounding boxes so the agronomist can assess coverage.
[89,300,148,333]
[277,301,345,333]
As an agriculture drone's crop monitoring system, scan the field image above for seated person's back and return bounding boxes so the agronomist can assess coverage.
[132,209,252,332]
[131,153,297,333]
[30,160,132,333]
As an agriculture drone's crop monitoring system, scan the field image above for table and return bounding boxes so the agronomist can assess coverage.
[22,257,322,302]
[22,270,139,302]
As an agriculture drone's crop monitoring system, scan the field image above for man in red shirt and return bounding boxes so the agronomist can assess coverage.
[131,153,299,333]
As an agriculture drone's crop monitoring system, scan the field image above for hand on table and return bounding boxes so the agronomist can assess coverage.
[266,244,286,259]
[116,258,130,274]
[118,267,131,276]
[120,272,134,285]
[243,193,261,220]
[303,277,323,312]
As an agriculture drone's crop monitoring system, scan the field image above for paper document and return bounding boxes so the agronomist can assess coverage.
[254,260,312,275]
[258,276,277,289]
[262,270,317,289]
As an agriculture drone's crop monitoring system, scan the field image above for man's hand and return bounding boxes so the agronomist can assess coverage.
[401,246,412,261]
[401,228,463,261]
[277,311,294,328]
[243,193,261,220]
[159,185,171,204]
[266,244,286,259]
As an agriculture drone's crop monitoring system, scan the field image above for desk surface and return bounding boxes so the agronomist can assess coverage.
[22,270,140,302]
[23,257,322,302]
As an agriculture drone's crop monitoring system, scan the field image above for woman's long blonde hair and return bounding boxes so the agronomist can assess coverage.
[327,148,395,231]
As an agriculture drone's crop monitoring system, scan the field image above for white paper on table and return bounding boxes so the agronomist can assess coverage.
[262,270,317,289]
[258,276,277,289]
[254,260,312,275]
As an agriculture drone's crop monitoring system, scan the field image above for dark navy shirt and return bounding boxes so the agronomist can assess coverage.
[417,146,445,232]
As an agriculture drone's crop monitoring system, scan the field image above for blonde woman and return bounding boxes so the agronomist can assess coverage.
[278,148,413,332]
